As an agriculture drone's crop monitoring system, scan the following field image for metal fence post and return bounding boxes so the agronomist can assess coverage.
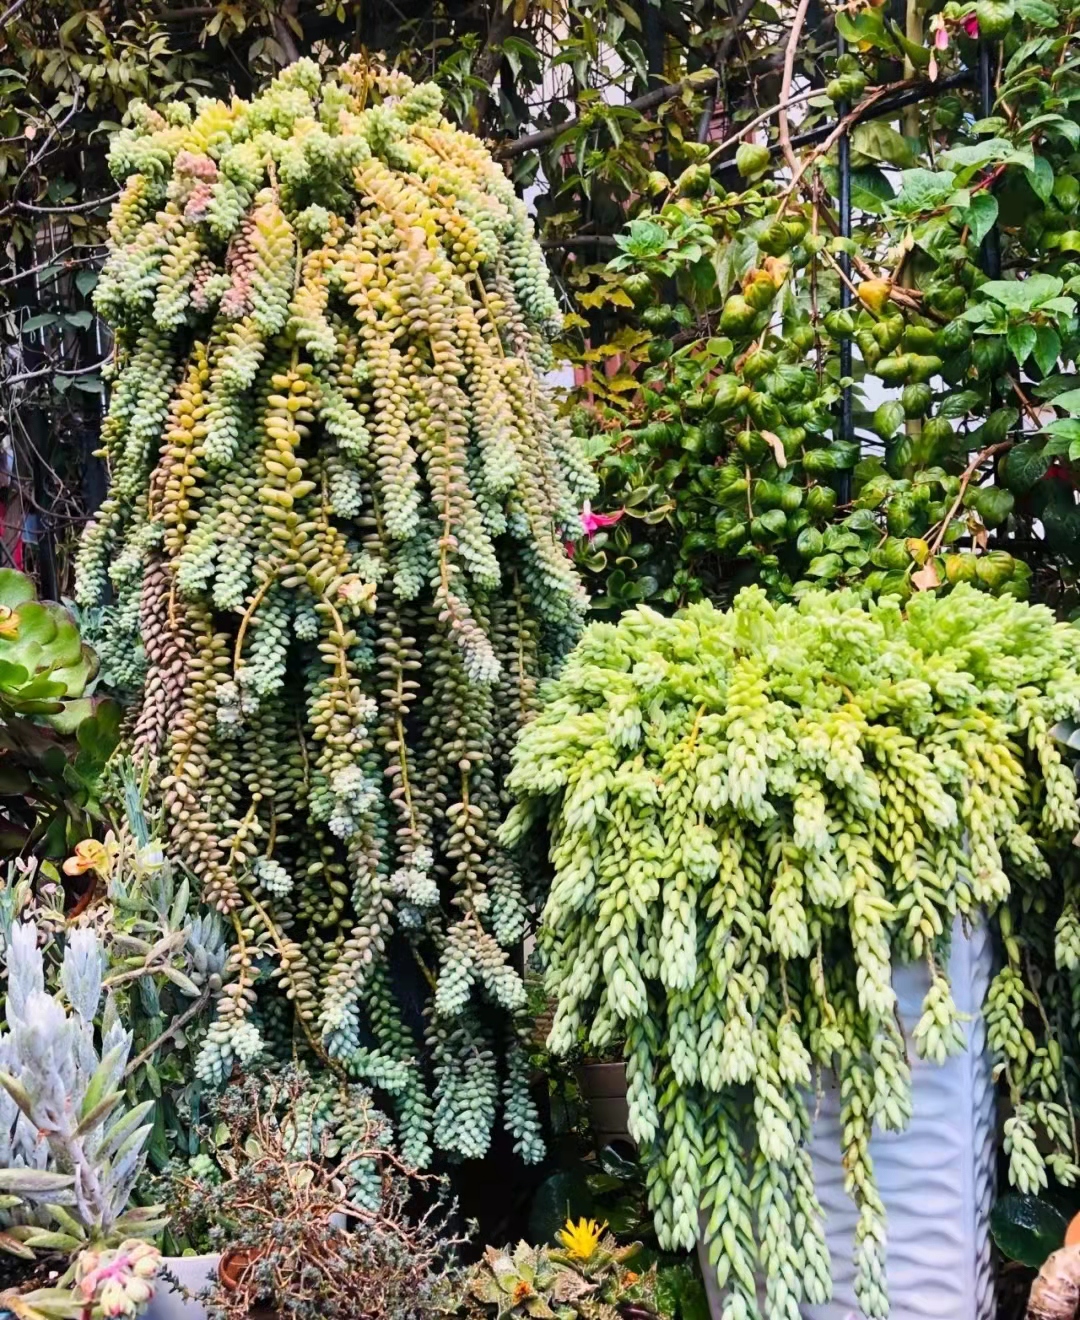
[836,31,855,505]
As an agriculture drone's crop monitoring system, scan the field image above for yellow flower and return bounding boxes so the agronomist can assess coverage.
[557,1217,606,1261]
[0,606,20,640]
[63,832,119,879]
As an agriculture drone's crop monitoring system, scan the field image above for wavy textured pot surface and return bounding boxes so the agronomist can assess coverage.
[802,917,995,1320]
[688,920,995,1319]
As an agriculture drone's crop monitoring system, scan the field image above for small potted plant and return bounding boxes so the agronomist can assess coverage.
[462,1217,659,1320]
[0,921,165,1319]
[162,1065,464,1320]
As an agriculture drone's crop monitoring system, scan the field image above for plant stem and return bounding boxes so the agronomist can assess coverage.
[927,440,1014,556]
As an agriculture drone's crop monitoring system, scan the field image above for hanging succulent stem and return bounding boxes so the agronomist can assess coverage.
[233,567,280,669]
[78,58,596,1168]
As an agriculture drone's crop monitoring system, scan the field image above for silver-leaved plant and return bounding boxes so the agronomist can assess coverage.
[0,920,165,1260]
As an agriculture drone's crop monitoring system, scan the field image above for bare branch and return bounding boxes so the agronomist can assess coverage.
[15,193,118,214]
[0,248,103,287]
[2,354,111,388]
[124,988,211,1080]
[496,71,720,159]
[778,0,814,173]
[927,441,1014,556]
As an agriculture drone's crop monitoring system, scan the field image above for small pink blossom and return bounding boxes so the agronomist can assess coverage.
[933,20,950,48]
[962,13,979,36]
[579,501,623,539]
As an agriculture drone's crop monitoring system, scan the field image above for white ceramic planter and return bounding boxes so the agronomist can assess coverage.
[802,917,996,1320]
[143,1255,219,1320]
[691,920,996,1320]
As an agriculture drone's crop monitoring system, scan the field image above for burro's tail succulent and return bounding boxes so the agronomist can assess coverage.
[0,920,164,1318]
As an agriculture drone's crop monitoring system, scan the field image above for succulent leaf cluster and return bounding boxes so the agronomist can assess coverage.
[77,59,594,1165]
[503,585,1080,1320]
[0,568,120,858]
[464,1227,657,1320]
[0,921,164,1259]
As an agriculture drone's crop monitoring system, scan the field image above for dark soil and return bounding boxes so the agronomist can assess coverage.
[0,1251,65,1295]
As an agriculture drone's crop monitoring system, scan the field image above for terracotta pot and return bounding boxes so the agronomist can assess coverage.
[218,1249,259,1292]
[218,1249,277,1320]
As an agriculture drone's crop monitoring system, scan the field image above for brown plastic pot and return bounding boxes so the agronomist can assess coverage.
[575,1060,632,1149]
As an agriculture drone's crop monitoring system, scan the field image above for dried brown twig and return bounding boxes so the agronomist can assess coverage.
[165,1067,465,1320]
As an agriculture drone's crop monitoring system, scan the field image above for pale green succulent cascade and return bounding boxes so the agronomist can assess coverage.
[503,586,1080,1320]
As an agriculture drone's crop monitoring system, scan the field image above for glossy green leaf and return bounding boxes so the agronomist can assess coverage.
[980,273,1062,311]
[991,1193,1066,1268]
[1007,324,1036,364]
[1025,155,1054,203]
[852,121,915,169]
[1002,443,1051,494]
[962,193,999,246]
[1033,327,1062,376]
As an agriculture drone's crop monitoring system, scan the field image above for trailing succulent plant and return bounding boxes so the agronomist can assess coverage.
[76,58,595,1164]
[0,568,119,858]
[503,585,1080,1320]
[0,920,164,1318]
[464,1219,657,1320]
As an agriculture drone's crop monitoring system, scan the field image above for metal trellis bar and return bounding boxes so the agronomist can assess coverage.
[977,41,1002,279]
[837,28,854,505]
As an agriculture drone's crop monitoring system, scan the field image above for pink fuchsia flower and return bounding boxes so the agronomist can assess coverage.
[579,501,623,539]
[927,16,947,78]
[962,13,979,35]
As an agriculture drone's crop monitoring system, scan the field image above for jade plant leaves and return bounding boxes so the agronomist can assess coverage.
[0,569,116,858]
